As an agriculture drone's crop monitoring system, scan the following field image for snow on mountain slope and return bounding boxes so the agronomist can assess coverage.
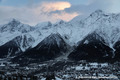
[1,10,120,60]
[0,10,107,48]
[0,31,21,46]
[16,34,35,52]
[0,19,34,33]
[30,10,120,49]
[68,10,120,61]
[94,14,120,48]
[36,21,52,30]
[53,15,97,46]
[0,19,35,46]
[0,33,35,58]
[12,33,69,64]
[30,26,55,48]
[74,10,120,52]
[64,10,120,48]
[68,32,114,62]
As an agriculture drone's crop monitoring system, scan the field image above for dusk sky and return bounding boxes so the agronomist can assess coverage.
[0,0,120,25]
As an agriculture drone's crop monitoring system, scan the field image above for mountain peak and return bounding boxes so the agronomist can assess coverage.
[94,10,103,13]
[56,20,65,24]
[36,21,52,29]
[0,18,34,33]
[54,20,65,27]
[48,33,61,38]
[90,10,104,17]
[8,19,21,25]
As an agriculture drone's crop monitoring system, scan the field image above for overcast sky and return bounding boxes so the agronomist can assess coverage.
[0,0,120,25]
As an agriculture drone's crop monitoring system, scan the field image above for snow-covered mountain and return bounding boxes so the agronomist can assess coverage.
[0,34,35,58]
[36,21,52,30]
[0,10,120,63]
[67,10,120,61]
[0,19,35,46]
[68,32,113,62]
[0,19,34,33]
[12,33,70,65]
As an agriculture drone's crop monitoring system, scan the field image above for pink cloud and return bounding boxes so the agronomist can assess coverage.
[0,1,79,25]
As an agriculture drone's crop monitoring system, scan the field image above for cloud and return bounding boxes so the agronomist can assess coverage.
[0,1,79,26]
[40,1,71,12]
[32,1,78,23]
[105,0,120,13]
[87,0,120,13]
[64,0,120,17]
[2,0,120,26]
[45,11,79,22]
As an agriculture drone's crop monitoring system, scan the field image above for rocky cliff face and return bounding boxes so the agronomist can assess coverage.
[0,34,35,58]
[68,32,114,62]
[11,33,69,65]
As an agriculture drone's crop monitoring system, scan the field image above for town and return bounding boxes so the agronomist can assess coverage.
[0,59,120,80]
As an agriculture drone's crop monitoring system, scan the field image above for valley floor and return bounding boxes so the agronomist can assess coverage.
[0,59,120,80]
